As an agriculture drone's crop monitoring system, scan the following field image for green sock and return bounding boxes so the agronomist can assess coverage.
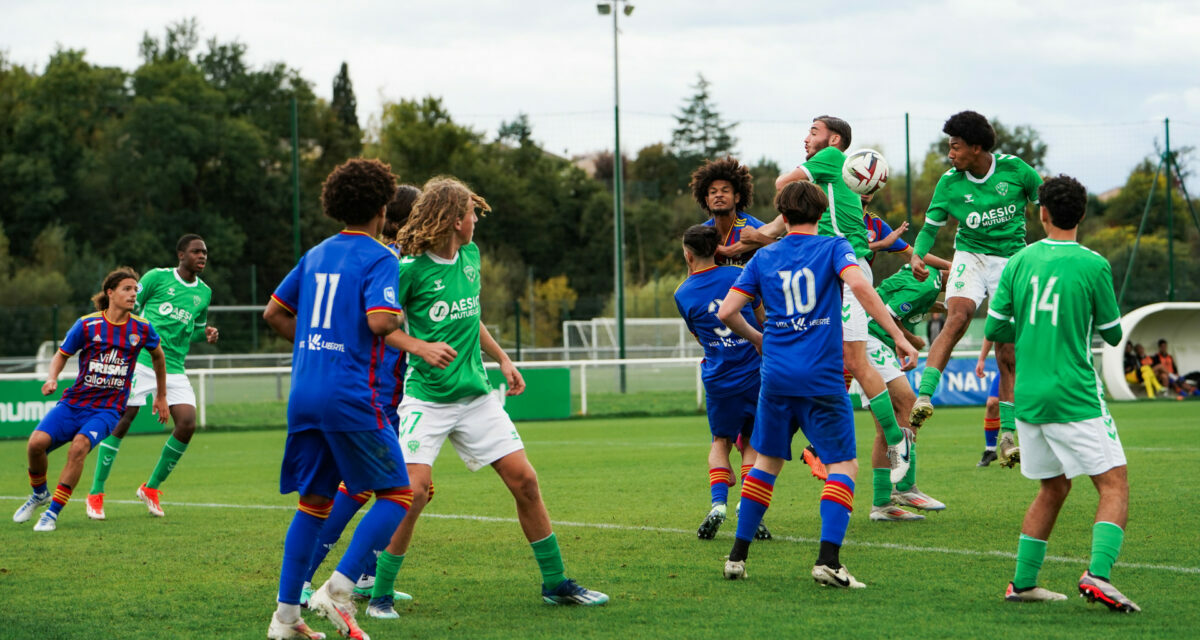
[918,367,942,397]
[868,390,903,446]
[999,401,1016,433]
[372,551,405,599]
[1089,521,1124,580]
[90,434,123,494]
[531,533,566,589]
[1013,534,1047,589]
[872,468,892,507]
[896,441,917,492]
[146,435,188,490]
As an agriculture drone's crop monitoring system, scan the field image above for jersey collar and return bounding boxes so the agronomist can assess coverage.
[689,265,719,277]
[1040,239,1078,245]
[102,309,129,326]
[965,154,997,184]
[173,268,200,288]
[425,250,459,265]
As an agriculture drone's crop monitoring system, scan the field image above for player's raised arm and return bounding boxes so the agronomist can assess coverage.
[842,266,917,369]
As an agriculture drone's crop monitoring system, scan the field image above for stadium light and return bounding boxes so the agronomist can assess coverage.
[597,0,632,391]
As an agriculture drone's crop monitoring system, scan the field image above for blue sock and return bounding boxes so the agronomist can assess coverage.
[334,491,410,581]
[819,473,855,545]
[734,468,776,542]
[305,490,369,582]
[278,504,330,604]
[709,467,732,505]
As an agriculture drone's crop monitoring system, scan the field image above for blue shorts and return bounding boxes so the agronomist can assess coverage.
[383,404,400,437]
[35,403,119,453]
[280,428,409,498]
[706,385,758,441]
[750,392,856,465]
[988,374,1000,399]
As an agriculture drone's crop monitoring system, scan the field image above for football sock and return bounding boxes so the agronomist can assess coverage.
[531,533,567,589]
[872,468,891,507]
[999,401,1016,434]
[275,602,301,624]
[372,551,405,599]
[739,463,752,485]
[896,442,917,492]
[334,489,412,583]
[90,434,123,494]
[984,418,1000,449]
[306,485,372,583]
[28,470,47,496]
[730,468,775,562]
[1012,534,1047,590]
[708,467,732,505]
[47,483,73,516]
[146,435,188,490]
[819,474,855,548]
[1089,521,1124,581]
[278,500,331,605]
[868,390,903,446]
[816,540,841,569]
[918,366,941,397]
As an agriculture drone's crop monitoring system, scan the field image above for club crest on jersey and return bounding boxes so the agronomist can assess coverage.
[136,282,144,293]
[130,334,140,346]
[963,194,975,203]
[407,440,420,453]
[464,266,478,283]
[899,302,913,314]
[844,252,857,264]
[995,182,1009,196]
[193,295,201,306]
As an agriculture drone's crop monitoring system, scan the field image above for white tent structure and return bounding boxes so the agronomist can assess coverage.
[1101,302,1200,401]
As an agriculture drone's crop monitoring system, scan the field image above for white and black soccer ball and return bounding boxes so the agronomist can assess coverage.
[842,149,890,196]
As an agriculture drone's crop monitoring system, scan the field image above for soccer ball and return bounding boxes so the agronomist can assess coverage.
[842,149,889,196]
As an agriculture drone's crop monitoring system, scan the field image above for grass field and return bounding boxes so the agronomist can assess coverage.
[1,402,1197,639]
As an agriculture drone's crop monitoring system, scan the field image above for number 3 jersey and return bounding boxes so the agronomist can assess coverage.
[731,232,857,397]
[272,231,403,433]
[673,265,761,398]
[395,242,490,404]
[986,239,1122,424]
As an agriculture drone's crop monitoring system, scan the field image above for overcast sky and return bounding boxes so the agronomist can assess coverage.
[5,0,1200,192]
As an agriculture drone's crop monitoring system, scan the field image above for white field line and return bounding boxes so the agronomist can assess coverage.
[3,496,1197,575]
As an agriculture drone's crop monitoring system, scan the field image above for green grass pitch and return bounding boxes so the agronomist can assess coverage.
[1,402,1197,639]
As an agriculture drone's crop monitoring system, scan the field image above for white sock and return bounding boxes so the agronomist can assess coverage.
[275,602,301,624]
[356,574,375,589]
[985,446,997,452]
[327,571,356,597]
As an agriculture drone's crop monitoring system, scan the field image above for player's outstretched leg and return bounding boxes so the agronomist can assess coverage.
[14,470,51,523]
[274,500,332,639]
[724,466,778,579]
[1079,571,1140,612]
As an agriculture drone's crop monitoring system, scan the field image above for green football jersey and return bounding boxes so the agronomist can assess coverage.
[396,242,491,403]
[866,265,942,349]
[918,153,1042,258]
[986,240,1122,424]
[134,268,212,374]
[802,146,870,259]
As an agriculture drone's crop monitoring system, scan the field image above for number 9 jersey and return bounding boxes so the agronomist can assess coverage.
[731,232,858,397]
[271,231,404,433]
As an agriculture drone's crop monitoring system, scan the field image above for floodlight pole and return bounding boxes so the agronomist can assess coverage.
[291,97,301,263]
[600,0,629,391]
[1165,118,1174,302]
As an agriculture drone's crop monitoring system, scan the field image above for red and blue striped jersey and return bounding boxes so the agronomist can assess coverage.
[377,242,407,408]
[272,231,403,433]
[864,212,910,265]
[58,311,161,409]
[703,211,766,266]
[731,233,857,397]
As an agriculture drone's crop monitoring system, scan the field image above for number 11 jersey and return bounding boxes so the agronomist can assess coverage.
[272,230,403,433]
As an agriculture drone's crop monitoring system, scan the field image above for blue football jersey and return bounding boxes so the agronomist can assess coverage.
[674,265,761,398]
[731,232,858,397]
[703,211,766,266]
[377,243,407,409]
[272,231,403,433]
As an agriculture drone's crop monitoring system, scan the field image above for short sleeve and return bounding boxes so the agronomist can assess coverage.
[271,259,303,314]
[364,250,402,316]
[194,292,209,328]
[985,259,1017,342]
[134,271,156,315]
[832,238,858,279]
[924,176,952,226]
[396,256,417,309]
[742,214,766,229]
[730,256,760,299]
[673,293,696,336]
[58,319,86,356]
[144,322,162,351]
[801,147,838,183]
[875,217,911,253]
[1020,160,1044,204]
[1093,261,1122,343]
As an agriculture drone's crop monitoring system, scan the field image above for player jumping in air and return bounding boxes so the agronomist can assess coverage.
[690,156,766,267]
[85,234,217,520]
[263,158,414,640]
[673,224,771,541]
[907,111,1043,468]
[13,268,168,532]
[300,184,421,608]
[717,181,917,587]
[364,176,607,619]
[986,175,1138,612]
[747,115,913,480]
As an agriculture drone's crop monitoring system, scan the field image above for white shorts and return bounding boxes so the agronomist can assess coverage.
[127,362,196,407]
[946,251,1008,307]
[841,258,872,342]
[865,334,905,383]
[397,393,525,472]
[1017,416,1127,480]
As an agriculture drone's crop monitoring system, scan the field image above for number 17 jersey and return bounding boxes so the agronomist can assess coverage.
[272,231,403,433]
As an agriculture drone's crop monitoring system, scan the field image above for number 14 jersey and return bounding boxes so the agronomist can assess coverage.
[272,231,403,433]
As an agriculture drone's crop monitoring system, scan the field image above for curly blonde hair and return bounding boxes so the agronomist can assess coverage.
[396,177,490,256]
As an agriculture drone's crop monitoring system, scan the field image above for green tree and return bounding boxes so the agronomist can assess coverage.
[671,74,737,171]
[331,62,358,130]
